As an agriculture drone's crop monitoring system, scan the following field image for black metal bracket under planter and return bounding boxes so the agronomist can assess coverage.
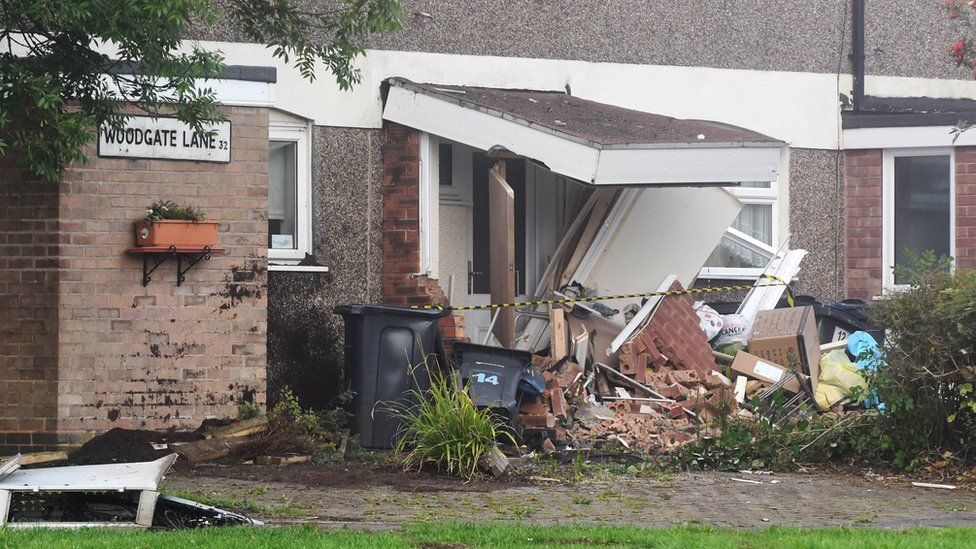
[125,245,225,287]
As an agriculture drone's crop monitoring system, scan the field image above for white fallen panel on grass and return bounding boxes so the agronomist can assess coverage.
[0,454,176,492]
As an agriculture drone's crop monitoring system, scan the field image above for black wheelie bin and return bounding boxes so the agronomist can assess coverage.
[334,304,450,448]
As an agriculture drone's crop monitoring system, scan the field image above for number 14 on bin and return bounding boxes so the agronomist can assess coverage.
[472,372,499,385]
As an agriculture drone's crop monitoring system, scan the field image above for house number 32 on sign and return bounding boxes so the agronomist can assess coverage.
[98,116,231,163]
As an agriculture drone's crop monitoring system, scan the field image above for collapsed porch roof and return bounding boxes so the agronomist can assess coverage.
[382,78,784,186]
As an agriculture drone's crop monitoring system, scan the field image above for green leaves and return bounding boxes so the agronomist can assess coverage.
[392,360,513,480]
[1,0,403,180]
[874,254,976,463]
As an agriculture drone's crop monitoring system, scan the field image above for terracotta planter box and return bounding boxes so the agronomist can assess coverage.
[135,220,218,248]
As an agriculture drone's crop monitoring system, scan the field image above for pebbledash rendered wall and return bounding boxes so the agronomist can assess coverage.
[0,105,269,454]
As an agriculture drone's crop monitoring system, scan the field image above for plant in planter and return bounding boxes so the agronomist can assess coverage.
[135,200,218,248]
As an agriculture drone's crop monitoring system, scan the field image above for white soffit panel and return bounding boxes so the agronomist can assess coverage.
[383,83,782,186]
[384,85,599,183]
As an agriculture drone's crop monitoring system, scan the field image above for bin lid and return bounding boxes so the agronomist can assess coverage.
[334,304,451,318]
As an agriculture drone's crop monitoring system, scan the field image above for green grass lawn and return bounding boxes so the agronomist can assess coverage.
[2,523,976,548]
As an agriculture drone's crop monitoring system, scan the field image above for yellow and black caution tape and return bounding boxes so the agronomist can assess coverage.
[411,274,794,312]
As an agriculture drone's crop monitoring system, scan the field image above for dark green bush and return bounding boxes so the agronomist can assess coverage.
[872,252,976,467]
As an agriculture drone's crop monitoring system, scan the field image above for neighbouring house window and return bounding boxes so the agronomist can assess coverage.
[700,181,778,278]
[883,149,953,287]
[268,124,311,263]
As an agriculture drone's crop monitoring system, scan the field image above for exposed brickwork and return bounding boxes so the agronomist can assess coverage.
[618,282,718,379]
[381,122,427,306]
[1,106,269,451]
[956,147,976,271]
[0,163,60,455]
[380,121,467,357]
[843,149,883,300]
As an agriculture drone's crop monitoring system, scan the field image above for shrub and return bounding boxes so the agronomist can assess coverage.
[393,366,514,480]
[238,401,260,420]
[145,199,205,222]
[872,251,976,467]
[677,412,886,472]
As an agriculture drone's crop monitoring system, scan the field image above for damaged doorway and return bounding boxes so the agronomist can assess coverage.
[433,139,590,345]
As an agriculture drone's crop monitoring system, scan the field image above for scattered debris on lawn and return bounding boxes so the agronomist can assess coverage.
[0,453,261,528]
[911,482,957,490]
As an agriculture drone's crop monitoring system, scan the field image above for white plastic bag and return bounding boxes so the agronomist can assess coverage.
[714,314,752,345]
[694,302,724,341]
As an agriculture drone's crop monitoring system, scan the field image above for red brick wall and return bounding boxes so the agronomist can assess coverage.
[1,106,269,450]
[956,147,976,271]
[843,149,883,300]
[0,165,60,454]
[380,122,466,352]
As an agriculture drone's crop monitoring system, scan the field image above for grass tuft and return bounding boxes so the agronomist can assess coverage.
[393,363,513,480]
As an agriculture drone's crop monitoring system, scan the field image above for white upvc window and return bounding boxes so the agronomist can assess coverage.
[268,121,312,263]
[882,148,955,290]
[699,181,779,279]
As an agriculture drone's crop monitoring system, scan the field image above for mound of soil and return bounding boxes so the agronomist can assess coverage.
[69,428,203,465]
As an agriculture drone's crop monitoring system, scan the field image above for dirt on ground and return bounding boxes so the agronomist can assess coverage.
[162,455,976,530]
[68,428,203,465]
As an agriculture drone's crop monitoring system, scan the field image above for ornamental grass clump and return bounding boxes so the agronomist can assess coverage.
[394,363,513,480]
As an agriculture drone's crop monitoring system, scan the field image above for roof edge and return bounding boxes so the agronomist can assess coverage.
[386,77,784,150]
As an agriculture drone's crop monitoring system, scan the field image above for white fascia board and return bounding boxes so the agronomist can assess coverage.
[205,78,272,107]
[99,74,271,107]
[384,85,599,183]
[844,125,976,150]
[594,145,782,185]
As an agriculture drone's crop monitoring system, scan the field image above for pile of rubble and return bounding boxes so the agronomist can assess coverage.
[516,281,743,454]
[472,275,878,458]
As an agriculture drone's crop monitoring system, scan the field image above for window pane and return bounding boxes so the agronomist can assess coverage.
[269,140,298,249]
[438,143,453,186]
[704,203,773,269]
[893,155,951,284]
[737,181,772,189]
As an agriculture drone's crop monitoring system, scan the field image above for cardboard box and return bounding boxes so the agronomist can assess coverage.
[748,306,821,392]
[730,352,801,393]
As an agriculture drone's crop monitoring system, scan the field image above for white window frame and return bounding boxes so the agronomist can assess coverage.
[418,132,440,278]
[699,182,779,279]
[267,122,312,264]
[881,147,955,291]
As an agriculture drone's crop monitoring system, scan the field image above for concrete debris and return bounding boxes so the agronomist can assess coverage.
[480,445,511,478]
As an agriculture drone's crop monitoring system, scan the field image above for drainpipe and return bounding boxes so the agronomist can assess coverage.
[851,0,866,111]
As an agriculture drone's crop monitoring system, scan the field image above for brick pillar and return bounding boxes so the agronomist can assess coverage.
[955,146,976,271]
[381,122,467,354]
[0,164,60,454]
[844,149,883,299]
